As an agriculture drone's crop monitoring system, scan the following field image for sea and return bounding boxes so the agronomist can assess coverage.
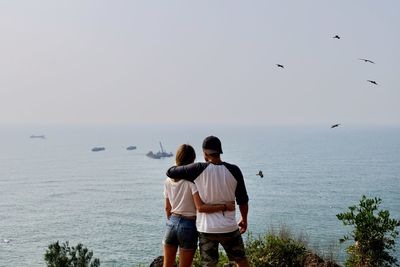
[0,124,399,267]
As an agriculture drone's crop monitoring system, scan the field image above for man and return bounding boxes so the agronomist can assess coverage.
[166,136,250,267]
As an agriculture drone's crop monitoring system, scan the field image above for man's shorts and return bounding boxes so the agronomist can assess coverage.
[198,229,247,266]
[163,215,198,250]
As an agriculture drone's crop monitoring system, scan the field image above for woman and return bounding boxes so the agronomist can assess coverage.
[163,144,235,267]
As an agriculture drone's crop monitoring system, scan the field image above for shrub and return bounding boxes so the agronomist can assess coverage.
[245,228,308,267]
[44,241,100,267]
[190,249,229,267]
[336,195,400,267]
[168,226,339,266]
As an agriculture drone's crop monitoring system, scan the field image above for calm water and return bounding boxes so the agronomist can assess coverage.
[0,125,399,266]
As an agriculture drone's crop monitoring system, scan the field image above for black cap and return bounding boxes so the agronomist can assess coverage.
[202,136,223,154]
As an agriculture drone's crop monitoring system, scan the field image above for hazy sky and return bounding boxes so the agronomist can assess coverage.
[1,1,399,126]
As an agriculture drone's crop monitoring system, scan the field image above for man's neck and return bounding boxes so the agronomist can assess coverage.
[208,158,222,164]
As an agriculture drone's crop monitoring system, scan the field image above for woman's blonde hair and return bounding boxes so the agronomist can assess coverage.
[175,144,196,166]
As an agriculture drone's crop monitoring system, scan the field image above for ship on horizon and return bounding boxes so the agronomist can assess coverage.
[30,135,46,139]
[146,142,173,159]
[92,147,105,152]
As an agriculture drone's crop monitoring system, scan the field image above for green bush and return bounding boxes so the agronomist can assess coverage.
[189,226,336,266]
[245,230,307,267]
[189,249,230,267]
[337,195,400,267]
[44,241,100,267]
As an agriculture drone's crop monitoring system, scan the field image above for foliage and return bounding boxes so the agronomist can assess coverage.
[245,230,308,267]
[44,241,100,267]
[190,249,230,267]
[187,226,337,267]
[336,195,400,267]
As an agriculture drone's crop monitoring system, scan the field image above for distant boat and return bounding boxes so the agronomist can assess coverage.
[30,135,46,139]
[146,151,162,159]
[147,142,173,159]
[92,147,105,152]
[126,146,137,150]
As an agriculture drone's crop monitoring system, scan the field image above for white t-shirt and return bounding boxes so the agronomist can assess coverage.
[164,178,198,217]
[193,164,239,233]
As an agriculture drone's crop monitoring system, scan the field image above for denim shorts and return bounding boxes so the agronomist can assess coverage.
[163,215,198,250]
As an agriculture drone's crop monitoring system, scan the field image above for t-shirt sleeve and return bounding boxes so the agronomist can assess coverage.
[190,182,198,195]
[224,163,249,205]
[163,179,169,198]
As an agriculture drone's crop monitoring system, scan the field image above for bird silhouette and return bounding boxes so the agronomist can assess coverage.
[276,64,284,69]
[331,124,340,129]
[367,80,378,85]
[359,58,375,64]
[333,35,341,39]
[256,170,264,178]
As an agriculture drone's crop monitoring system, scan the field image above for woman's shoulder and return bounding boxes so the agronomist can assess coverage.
[164,177,176,186]
[165,177,187,185]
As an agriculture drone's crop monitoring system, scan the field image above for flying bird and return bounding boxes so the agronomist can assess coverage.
[333,35,341,39]
[359,58,375,64]
[256,170,264,178]
[276,64,284,69]
[331,124,340,129]
[367,80,378,85]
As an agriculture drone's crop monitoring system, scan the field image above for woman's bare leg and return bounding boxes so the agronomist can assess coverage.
[163,245,178,267]
[235,258,250,267]
[178,248,196,267]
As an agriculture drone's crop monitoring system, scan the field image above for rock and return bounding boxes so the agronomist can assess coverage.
[149,256,177,267]
[149,256,164,267]
[304,253,342,267]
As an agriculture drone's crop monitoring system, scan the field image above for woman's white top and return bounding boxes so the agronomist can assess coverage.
[164,178,198,217]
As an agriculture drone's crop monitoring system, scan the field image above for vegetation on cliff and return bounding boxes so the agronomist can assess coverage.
[44,241,100,267]
[44,196,399,267]
[337,195,400,267]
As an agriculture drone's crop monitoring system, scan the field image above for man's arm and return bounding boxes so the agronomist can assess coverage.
[166,162,208,182]
[238,203,248,234]
[223,163,249,234]
[193,192,235,213]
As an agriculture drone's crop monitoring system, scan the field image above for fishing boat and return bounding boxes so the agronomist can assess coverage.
[30,135,46,139]
[146,142,173,159]
[92,147,105,152]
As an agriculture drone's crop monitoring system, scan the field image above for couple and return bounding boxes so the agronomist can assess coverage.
[163,136,250,267]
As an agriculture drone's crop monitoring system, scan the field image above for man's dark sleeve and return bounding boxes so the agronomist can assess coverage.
[166,162,208,182]
[224,163,249,205]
